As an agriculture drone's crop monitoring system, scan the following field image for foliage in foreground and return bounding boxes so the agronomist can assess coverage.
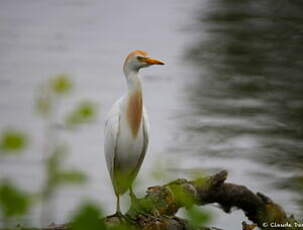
[0,75,98,229]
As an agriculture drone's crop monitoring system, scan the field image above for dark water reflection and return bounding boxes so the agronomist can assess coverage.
[181,0,303,213]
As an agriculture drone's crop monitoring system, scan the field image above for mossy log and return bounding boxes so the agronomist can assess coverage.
[15,170,299,230]
[105,170,297,230]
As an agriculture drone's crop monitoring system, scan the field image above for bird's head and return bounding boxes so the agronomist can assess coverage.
[123,50,165,73]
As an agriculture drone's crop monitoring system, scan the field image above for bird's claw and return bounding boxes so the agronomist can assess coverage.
[108,211,125,220]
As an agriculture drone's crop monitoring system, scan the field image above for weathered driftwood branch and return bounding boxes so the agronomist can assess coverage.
[106,170,296,230]
[15,170,298,230]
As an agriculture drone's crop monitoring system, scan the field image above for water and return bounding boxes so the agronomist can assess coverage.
[0,0,302,229]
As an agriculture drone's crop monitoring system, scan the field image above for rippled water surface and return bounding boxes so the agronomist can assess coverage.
[0,0,302,229]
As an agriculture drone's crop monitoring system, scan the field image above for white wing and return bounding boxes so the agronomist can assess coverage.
[142,106,150,157]
[104,97,123,181]
[104,101,149,194]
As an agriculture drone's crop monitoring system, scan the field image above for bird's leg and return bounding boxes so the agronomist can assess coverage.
[108,195,129,223]
[108,194,123,219]
[129,186,138,203]
[115,195,122,217]
[128,187,150,218]
[129,187,142,212]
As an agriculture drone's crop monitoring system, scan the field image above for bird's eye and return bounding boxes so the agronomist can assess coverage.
[137,56,144,61]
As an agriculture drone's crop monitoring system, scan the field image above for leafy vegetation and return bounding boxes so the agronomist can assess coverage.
[69,203,105,230]
[0,75,100,229]
[49,74,73,95]
[0,130,28,154]
[66,101,97,127]
[185,206,210,230]
[0,182,30,218]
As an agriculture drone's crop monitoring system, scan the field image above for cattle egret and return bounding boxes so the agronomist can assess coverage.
[104,50,165,216]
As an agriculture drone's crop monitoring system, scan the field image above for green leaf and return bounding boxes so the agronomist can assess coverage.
[0,182,30,217]
[70,203,106,230]
[45,145,68,191]
[66,101,97,126]
[50,74,72,94]
[169,184,195,208]
[185,206,210,229]
[57,170,87,185]
[108,223,135,230]
[0,130,28,153]
[35,95,52,116]
[46,145,68,175]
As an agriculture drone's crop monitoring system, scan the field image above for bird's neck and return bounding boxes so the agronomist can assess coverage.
[124,68,143,137]
[124,68,142,93]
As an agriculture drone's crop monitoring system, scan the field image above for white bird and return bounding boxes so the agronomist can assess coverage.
[104,50,164,216]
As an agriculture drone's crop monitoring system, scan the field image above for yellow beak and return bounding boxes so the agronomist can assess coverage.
[144,57,165,65]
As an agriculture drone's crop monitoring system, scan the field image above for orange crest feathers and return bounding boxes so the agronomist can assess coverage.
[125,50,149,63]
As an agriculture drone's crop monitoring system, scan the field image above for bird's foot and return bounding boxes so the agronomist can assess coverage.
[117,212,134,224]
[106,211,131,225]
[108,211,125,220]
